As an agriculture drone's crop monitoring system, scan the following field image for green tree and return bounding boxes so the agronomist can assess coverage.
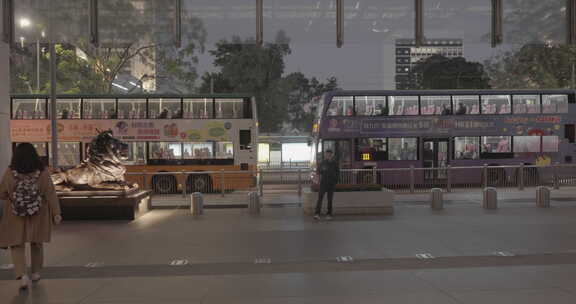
[199,32,339,133]
[410,55,491,90]
[11,0,207,94]
[503,0,565,44]
[280,73,339,132]
[485,44,576,89]
[199,31,292,132]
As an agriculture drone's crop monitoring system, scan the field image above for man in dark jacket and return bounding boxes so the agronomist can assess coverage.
[315,150,339,220]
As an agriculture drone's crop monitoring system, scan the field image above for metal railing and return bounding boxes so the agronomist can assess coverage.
[124,163,576,207]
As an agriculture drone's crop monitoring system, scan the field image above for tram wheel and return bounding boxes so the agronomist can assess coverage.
[187,174,212,193]
[152,175,177,194]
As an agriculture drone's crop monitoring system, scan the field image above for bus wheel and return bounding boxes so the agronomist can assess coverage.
[152,175,177,194]
[187,175,212,193]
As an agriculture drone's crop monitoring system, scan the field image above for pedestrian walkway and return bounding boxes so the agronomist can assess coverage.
[2,191,576,303]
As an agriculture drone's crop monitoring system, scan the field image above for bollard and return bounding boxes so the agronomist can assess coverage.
[248,191,261,215]
[430,188,443,210]
[536,186,551,208]
[483,187,498,209]
[191,192,204,215]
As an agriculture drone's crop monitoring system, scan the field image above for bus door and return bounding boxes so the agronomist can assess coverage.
[422,138,449,181]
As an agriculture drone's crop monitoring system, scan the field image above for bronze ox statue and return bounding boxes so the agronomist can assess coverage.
[52,130,137,191]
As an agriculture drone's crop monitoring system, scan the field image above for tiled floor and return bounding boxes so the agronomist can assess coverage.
[2,190,576,303]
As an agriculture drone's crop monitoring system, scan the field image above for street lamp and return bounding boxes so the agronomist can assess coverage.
[18,17,41,93]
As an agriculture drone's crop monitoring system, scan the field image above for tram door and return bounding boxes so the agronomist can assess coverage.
[423,138,449,181]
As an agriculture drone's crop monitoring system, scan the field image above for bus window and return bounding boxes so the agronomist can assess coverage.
[453,95,479,115]
[454,137,479,160]
[482,95,511,114]
[183,142,214,159]
[83,98,116,119]
[543,94,568,113]
[542,136,559,152]
[57,99,81,119]
[513,95,540,114]
[149,142,182,160]
[215,98,244,119]
[388,138,417,160]
[356,138,387,161]
[481,136,511,153]
[215,142,234,159]
[355,96,387,116]
[124,142,146,165]
[12,98,47,119]
[118,98,147,119]
[327,96,353,116]
[321,140,351,167]
[421,96,451,115]
[184,98,214,119]
[389,96,418,115]
[514,136,540,153]
[149,98,181,119]
[240,130,252,150]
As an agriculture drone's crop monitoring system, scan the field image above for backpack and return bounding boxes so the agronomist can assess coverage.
[10,170,42,217]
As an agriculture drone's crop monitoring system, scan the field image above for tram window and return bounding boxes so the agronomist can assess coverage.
[149,98,181,119]
[215,142,234,159]
[513,95,540,114]
[355,96,387,116]
[453,96,479,115]
[56,99,81,119]
[481,136,511,153]
[454,137,479,160]
[542,136,559,152]
[12,98,47,119]
[215,98,244,119]
[388,138,417,160]
[389,96,418,116]
[481,95,511,114]
[149,142,182,160]
[183,142,214,159]
[83,98,116,119]
[124,142,146,165]
[118,98,147,119]
[327,96,354,116]
[421,96,451,115]
[356,138,387,161]
[240,130,252,150]
[513,136,540,153]
[49,142,81,167]
[183,98,214,119]
[543,94,568,113]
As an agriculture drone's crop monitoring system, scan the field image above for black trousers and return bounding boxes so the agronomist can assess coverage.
[315,184,336,215]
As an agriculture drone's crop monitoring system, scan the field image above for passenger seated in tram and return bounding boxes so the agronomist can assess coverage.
[441,104,451,115]
[455,103,467,115]
[157,108,169,119]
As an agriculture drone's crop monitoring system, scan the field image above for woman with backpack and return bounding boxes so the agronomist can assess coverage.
[0,143,62,290]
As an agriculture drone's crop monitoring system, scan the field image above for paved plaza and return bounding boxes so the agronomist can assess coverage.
[2,189,576,303]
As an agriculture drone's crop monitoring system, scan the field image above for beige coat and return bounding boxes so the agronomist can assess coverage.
[0,169,61,247]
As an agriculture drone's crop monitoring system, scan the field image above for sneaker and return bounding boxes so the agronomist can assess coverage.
[313,214,321,220]
[325,215,332,220]
[31,273,41,282]
[18,275,30,290]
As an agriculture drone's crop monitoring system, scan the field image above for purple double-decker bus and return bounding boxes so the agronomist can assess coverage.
[311,90,576,187]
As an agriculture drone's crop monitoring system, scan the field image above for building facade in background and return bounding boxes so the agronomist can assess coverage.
[395,38,463,90]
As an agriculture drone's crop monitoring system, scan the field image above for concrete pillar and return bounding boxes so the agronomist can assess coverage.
[0,9,12,173]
